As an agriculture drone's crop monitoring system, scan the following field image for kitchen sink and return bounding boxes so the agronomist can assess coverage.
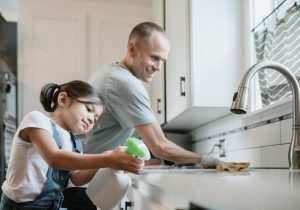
[142,165,292,174]
[143,165,204,173]
[249,167,289,169]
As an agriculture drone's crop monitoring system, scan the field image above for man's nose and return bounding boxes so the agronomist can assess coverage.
[154,61,163,71]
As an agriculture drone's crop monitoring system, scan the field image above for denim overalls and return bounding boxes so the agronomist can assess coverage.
[0,121,82,210]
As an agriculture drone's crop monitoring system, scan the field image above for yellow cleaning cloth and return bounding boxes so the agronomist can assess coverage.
[216,162,250,172]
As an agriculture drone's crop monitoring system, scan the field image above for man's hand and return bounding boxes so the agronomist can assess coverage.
[199,155,250,172]
[199,155,223,169]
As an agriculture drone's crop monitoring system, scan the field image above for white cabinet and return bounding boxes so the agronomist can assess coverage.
[165,0,191,123]
[163,0,244,131]
[150,71,166,125]
[125,180,172,210]
[149,0,166,125]
[18,0,153,120]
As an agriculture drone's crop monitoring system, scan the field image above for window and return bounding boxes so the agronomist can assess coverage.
[249,0,300,111]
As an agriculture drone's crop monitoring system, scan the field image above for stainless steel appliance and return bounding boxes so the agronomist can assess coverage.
[0,19,17,193]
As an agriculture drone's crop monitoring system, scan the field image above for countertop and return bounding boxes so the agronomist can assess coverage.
[130,166,300,210]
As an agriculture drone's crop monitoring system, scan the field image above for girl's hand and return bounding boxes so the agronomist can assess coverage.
[105,147,144,174]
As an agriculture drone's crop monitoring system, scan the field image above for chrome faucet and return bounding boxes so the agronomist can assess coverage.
[230,61,300,170]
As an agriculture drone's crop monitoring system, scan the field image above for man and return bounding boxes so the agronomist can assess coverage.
[62,22,221,210]
[86,21,204,164]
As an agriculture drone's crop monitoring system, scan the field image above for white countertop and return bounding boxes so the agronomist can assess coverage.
[130,167,300,210]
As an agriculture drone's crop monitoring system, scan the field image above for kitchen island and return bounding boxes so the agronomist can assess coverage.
[128,167,300,210]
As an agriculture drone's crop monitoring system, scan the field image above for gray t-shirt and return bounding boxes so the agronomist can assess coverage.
[84,63,156,153]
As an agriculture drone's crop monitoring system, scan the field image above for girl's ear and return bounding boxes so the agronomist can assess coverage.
[57,92,69,108]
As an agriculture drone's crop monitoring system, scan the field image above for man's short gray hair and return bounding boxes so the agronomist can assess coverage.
[128,22,166,46]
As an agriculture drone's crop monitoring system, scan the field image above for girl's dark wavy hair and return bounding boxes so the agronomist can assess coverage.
[40,80,104,112]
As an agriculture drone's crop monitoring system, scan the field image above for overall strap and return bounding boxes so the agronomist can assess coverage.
[50,121,82,153]
[25,121,71,209]
[70,132,82,153]
[50,121,63,149]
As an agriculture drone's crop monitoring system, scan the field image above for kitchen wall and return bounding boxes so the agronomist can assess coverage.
[185,0,297,168]
[17,0,157,120]
[190,98,293,168]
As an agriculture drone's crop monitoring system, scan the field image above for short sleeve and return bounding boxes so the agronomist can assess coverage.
[106,71,157,128]
[19,111,52,134]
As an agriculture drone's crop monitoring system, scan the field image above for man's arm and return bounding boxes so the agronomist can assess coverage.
[135,122,202,164]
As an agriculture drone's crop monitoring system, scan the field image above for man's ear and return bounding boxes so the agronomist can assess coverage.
[57,92,69,107]
[128,41,137,57]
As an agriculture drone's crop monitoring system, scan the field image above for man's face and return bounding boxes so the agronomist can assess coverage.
[131,32,170,83]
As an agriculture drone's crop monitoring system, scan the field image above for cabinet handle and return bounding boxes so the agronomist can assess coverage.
[125,201,133,210]
[188,202,205,210]
[180,76,186,96]
[157,98,162,114]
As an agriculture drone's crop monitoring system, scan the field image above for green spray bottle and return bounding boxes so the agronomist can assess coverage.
[125,137,151,160]
[87,137,151,210]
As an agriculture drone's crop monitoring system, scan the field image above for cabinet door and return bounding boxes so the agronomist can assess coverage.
[150,70,165,124]
[165,0,190,122]
[126,187,171,210]
[149,0,165,125]
[162,0,242,130]
[19,2,87,118]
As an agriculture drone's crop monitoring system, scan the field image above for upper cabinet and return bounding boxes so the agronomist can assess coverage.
[162,0,244,131]
[164,0,190,123]
[149,0,166,125]
[18,0,154,120]
[150,63,166,125]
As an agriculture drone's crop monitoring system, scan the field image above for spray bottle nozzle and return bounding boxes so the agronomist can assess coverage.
[125,138,151,160]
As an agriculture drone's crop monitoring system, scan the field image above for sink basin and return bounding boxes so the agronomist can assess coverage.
[249,167,289,169]
[143,165,204,173]
[142,166,292,174]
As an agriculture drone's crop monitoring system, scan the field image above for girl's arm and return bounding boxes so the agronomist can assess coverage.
[24,127,143,174]
[69,169,98,186]
[69,148,126,186]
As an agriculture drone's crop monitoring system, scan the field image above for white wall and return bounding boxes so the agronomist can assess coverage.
[17,0,154,120]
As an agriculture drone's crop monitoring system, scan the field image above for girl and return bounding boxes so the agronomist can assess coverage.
[0,80,143,210]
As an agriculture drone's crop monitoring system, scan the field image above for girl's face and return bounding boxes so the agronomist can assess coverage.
[56,93,103,134]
